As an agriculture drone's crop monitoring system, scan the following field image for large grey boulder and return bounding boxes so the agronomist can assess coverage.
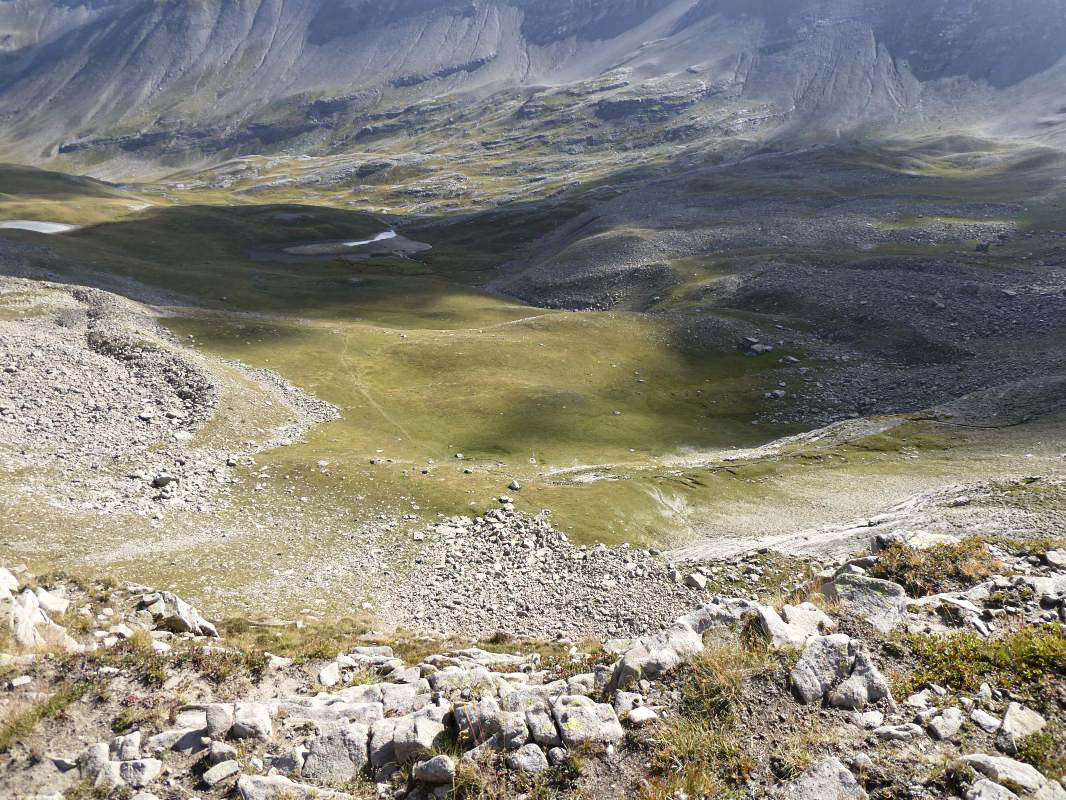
[790,635,855,704]
[78,742,109,778]
[611,623,703,689]
[110,731,141,761]
[782,602,838,636]
[454,695,503,745]
[301,723,370,784]
[966,781,1020,800]
[231,703,272,740]
[779,757,867,799]
[551,695,624,747]
[928,707,965,740]
[236,775,353,800]
[753,605,810,650]
[392,715,448,763]
[996,703,1046,755]
[206,703,234,738]
[524,699,562,748]
[960,755,1057,796]
[791,634,892,709]
[826,648,893,710]
[137,591,218,637]
[368,718,397,771]
[823,575,908,633]
[507,743,549,774]
[412,754,456,784]
[202,759,241,787]
[95,759,163,789]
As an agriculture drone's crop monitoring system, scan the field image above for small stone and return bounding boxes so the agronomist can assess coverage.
[928,707,964,740]
[627,706,659,727]
[318,661,341,688]
[684,573,707,590]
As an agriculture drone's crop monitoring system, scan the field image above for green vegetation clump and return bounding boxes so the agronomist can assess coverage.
[0,681,87,752]
[870,540,1003,596]
[1015,725,1066,780]
[899,625,1066,705]
[218,616,371,664]
[640,642,774,799]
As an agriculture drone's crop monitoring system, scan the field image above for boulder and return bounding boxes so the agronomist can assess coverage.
[301,723,370,784]
[318,661,341,688]
[790,635,855,704]
[782,603,837,636]
[779,757,867,799]
[236,775,353,800]
[1045,550,1066,570]
[826,647,892,710]
[823,575,908,633]
[507,743,549,774]
[231,703,272,740]
[524,699,562,748]
[611,623,703,689]
[627,706,659,726]
[145,728,203,754]
[427,666,494,693]
[551,695,624,747]
[996,703,1046,755]
[412,754,455,784]
[110,731,141,761]
[138,591,218,637]
[208,741,238,766]
[928,707,965,740]
[972,709,1001,734]
[966,781,1020,800]
[34,587,69,616]
[206,703,235,738]
[392,715,447,763]
[960,755,1048,795]
[121,759,163,788]
[95,759,162,789]
[202,759,241,787]
[873,724,924,741]
[0,568,19,594]
[754,605,809,650]
[78,742,109,778]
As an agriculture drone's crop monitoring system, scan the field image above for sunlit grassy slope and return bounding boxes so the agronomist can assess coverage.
[0,177,799,544]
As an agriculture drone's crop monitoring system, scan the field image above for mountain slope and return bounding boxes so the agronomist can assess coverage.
[0,0,1065,172]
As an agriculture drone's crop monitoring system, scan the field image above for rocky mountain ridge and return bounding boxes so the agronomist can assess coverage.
[1,0,1065,171]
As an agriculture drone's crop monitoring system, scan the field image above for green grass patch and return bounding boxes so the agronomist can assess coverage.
[0,680,87,752]
[870,539,1004,596]
[899,625,1066,706]
[641,641,774,799]
[1016,724,1066,781]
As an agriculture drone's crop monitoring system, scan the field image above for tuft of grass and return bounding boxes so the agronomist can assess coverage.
[1015,725,1066,781]
[870,540,1003,596]
[173,643,268,686]
[771,727,845,779]
[217,616,371,664]
[898,625,1066,706]
[641,640,773,799]
[0,680,87,752]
